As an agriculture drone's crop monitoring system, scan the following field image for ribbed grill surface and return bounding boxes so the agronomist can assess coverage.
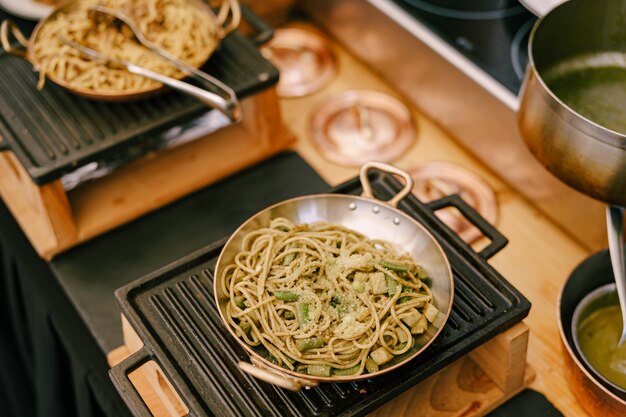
[0,17,278,184]
[118,175,530,417]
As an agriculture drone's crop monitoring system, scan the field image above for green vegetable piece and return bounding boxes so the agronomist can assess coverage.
[352,280,365,293]
[283,310,295,320]
[370,347,394,365]
[274,291,299,302]
[239,321,251,334]
[283,252,296,266]
[258,348,278,364]
[386,275,397,296]
[332,365,361,376]
[330,294,342,307]
[296,303,309,325]
[234,295,246,309]
[297,336,324,351]
[397,286,415,304]
[365,358,379,373]
[307,364,332,377]
[379,260,409,272]
[421,277,433,287]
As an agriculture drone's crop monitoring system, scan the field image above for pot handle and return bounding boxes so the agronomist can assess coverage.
[238,357,318,391]
[360,161,414,208]
[216,0,242,38]
[1,20,28,59]
[427,194,508,260]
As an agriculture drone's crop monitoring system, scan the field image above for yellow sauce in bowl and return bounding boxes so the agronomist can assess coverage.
[577,305,626,390]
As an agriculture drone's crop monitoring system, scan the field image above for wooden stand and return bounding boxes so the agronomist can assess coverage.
[0,89,294,260]
[108,316,533,417]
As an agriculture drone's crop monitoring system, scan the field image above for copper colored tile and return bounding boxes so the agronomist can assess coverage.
[310,90,416,166]
[410,162,498,243]
[260,28,336,98]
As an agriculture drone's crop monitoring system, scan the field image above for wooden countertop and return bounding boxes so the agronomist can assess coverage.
[279,24,590,416]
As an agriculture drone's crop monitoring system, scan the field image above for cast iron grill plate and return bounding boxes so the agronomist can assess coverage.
[113,173,531,417]
[0,10,278,185]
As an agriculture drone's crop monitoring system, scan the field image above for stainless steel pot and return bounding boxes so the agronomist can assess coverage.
[517,0,626,207]
[213,162,455,391]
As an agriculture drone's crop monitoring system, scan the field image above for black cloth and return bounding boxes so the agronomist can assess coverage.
[487,390,563,417]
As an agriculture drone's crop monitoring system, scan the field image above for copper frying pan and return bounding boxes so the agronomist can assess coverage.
[213,162,455,391]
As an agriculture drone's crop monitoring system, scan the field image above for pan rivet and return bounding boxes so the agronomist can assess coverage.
[393,218,400,225]
[373,206,380,214]
[348,203,356,210]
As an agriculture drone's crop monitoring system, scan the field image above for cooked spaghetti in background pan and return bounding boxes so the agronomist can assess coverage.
[220,218,439,377]
[32,0,216,93]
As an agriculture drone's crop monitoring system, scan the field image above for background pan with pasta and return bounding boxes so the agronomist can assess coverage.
[1,0,240,100]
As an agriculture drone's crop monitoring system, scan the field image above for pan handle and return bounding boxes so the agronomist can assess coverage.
[238,357,318,391]
[241,5,274,46]
[215,0,242,38]
[427,194,508,260]
[109,346,155,417]
[109,346,197,417]
[360,161,414,208]
[1,20,29,59]
[0,135,9,152]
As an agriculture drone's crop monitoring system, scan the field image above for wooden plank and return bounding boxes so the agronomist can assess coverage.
[0,152,77,258]
[469,323,529,394]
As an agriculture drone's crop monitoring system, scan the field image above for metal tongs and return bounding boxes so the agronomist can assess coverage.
[62,6,241,121]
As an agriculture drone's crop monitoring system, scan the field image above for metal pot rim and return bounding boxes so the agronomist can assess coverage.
[557,279,626,405]
[526,0,626,149]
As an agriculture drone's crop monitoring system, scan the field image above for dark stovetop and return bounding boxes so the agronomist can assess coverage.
[392,0,537,94]
[0,9,278,185]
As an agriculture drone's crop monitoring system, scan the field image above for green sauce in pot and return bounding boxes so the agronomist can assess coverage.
[547,64,626,135]
[577,304,626,389]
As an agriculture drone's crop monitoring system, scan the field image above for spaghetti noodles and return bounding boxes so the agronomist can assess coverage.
[32,0,216,92]
[221,218,439,377]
